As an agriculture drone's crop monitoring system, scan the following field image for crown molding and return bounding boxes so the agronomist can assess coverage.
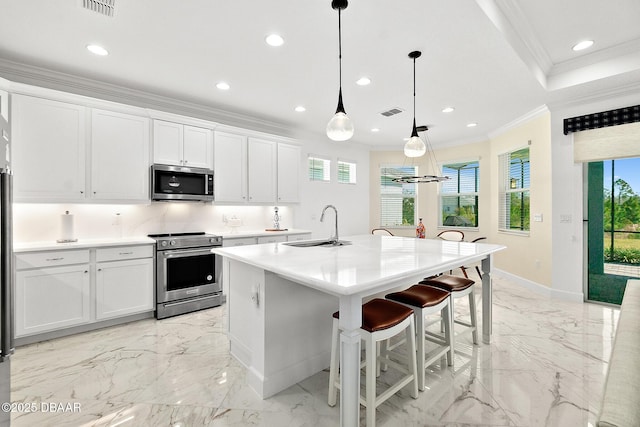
[487,105,549,139]
[0,58,295,137]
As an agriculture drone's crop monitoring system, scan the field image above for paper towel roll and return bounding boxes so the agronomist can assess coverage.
[58,211,77,242]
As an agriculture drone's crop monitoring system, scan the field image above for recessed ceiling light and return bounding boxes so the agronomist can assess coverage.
[356,77,371,86]
[295,106,306,112]
[572,40,594,51]
[216,82,230,90]
[371,128,380,132]
[466,122,477,128]
[265,34,284,47]
[442,107,455,113]
[86,44,108,56]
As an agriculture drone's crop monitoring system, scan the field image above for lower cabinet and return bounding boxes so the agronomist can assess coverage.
[15,244,154,339]
[96,258,154,320]
[15,265,91,337]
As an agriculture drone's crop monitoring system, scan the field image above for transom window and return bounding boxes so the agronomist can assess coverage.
[308,156,331,182]
[499,147,530,232]
[380,166,417,227]
[440,161,479,228]
[338,160,357,184]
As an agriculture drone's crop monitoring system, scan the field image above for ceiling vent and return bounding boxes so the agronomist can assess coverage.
[83,0,115,17]
[380,108,404,117]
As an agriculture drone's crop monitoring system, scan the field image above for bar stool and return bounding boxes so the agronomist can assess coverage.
[385,285,453,391]
[328,298,419,426]
[420,275,478,345]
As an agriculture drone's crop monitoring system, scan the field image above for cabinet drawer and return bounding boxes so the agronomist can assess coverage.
[223,237,257,247]
[257,235,287,244]
[16,250,90,270]
[287,233,312,242]
[96,245,153,262]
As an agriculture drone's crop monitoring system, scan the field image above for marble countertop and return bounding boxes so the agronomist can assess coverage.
[212,229,311,239]
[214,234,506,296]
[14,237,156,252]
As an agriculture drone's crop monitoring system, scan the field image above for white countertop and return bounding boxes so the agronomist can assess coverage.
[213,229,311,239]
[14,237,156,252]
[214,234,506,296]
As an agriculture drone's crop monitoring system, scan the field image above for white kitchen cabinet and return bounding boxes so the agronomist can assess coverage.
[214,131,247,202]
[257,235,287,244]
[247,138,277,203]
[153,120,213,169]
[223,236,257,247]
[15,259,91,337]
[12,95,87,202]
[287,233,312,242]
[96,258,154,320]
[15,244,154,340]
[91,109,150,202]
[277,143,301,203]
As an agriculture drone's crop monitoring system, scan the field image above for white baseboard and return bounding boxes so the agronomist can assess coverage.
[493,268,584,302]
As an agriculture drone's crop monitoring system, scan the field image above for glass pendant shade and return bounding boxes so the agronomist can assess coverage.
[327,112,354,141]
[404,135,426,157]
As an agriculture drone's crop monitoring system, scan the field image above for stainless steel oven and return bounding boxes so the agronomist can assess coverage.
[149,232,223,319]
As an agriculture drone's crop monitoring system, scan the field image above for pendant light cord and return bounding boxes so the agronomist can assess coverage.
[413,56,416,119]
[338,8,342,90]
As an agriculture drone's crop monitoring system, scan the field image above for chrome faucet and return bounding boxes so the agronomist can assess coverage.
[320,204,339,243]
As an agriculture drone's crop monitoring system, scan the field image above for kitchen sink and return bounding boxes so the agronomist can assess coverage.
[283,239,351,248]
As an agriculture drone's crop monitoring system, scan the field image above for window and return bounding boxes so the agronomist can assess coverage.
[308,156,330,182]
[338,160,357,184]
[380,166,417,227]
[499,147,530,232]
[440,161,479,228]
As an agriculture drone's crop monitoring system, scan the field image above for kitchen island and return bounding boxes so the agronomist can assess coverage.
[214,234,505,427]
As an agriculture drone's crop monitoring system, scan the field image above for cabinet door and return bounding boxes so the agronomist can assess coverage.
[277,143,301,203]
[12,95,86,201]
[153,120,183,166]
[183,125,213,169]
[96,258,154,320]
[214,131,247,202]
[15,265,91,337]
[247,138,276,203]
[91,109,150,201]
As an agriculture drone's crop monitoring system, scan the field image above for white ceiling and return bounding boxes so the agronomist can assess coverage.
[1,0,639,149]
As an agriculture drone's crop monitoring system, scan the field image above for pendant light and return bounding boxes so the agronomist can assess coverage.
[326,0,354,141]
[404,51,427,157]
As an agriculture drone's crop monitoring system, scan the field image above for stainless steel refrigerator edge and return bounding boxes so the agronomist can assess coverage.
[0,89,13,427]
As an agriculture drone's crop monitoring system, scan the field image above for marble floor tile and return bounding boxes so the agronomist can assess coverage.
[10,277,618,426]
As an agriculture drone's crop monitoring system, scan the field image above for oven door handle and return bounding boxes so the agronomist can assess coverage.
[161,248,216,258]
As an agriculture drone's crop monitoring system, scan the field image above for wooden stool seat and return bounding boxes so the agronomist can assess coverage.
[332,298,414,332]
[386,285,449,308]
[421,275,474,292]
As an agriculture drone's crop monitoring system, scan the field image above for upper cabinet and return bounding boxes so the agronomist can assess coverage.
[214,130,299,204]
[12,95,87,201]
[277,143,300,203]
[213,131,247,203]
[91,109,150,201]
[12,94,151,203]
[247,137,277,203]
[153,119,213,169]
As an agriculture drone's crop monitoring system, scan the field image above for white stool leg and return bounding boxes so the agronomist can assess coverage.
[365,332,377,427]
[406,316,419,399]
[442,300,454,367]
[327,317,340,407]
[414,307,426,391]
[468,287,478,345]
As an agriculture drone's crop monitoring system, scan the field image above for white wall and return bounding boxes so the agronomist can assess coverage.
[290,131,370,239]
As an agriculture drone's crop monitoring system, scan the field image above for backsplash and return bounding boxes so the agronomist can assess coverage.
[13,203,293,242]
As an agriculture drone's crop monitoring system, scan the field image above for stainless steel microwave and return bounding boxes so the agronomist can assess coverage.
[151,164,214,202]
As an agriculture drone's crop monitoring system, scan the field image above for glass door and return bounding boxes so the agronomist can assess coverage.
[587,157,640,304]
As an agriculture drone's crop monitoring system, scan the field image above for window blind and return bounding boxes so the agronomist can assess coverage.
[308,156,331,182]
[338,160,357,184]
[440,161,479,227]
[380,166,416,227]
[498,148,530,232]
